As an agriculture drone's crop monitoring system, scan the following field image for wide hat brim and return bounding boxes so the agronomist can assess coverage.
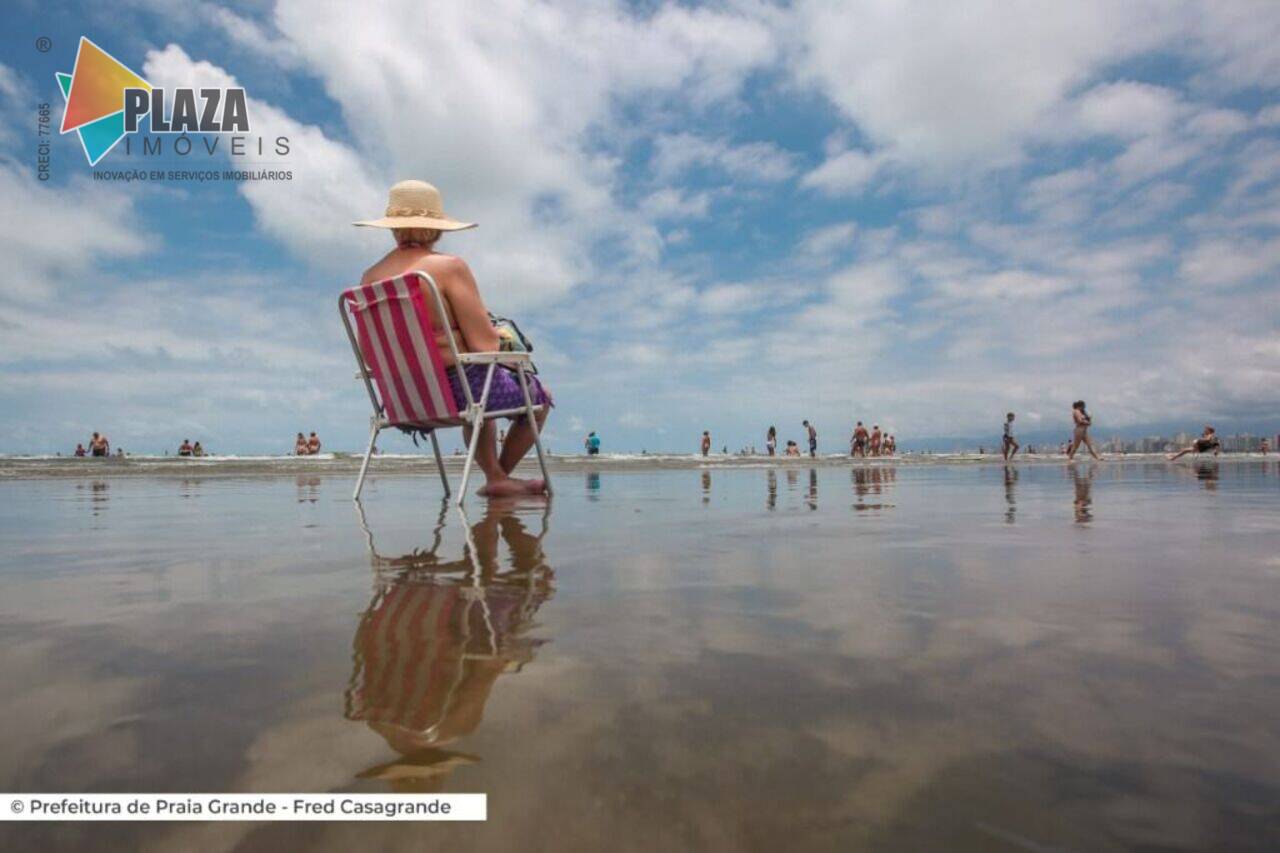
[353,215,477,231]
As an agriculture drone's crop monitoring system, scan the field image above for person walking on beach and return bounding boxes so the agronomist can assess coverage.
[90,432,109,457]
[870,425,882,457]
[295,432,308,455]
[1066,401,1101,461]
[851,421,868,457]
[307,432,322,455]
[803,420,818,457]
[1002,413,1020,460]
[1167,426,1221,461]
[585,431,600,456]
[357,180,553,497]
[700,431,711,456]
[766,425,777,456]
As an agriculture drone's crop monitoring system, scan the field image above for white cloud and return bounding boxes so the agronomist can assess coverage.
[651,133,797,183]
[802,148,889,195]
[1180,237,1280,288]
[0,165,146,303]
[792,0,1179,169]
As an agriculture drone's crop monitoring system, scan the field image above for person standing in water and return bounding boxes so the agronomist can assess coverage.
[766,425,777,457]
[1002,412,1020,460]
[294,432,308,455]
[90,432,110,457]
[803,420,817,457]
[701,431,711,457]
[1066,401,1102,461]
[585,431,600,456]
[307,432,322,455]
[869,425,882,457]
[74,443,87,457]
[1167,426,1221,461]
[851,421,868,457]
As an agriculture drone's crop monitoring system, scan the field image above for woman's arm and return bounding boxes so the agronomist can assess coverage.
[441,257,501,353]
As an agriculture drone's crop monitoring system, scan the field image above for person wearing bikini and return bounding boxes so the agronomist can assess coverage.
[1066,400,1102,461]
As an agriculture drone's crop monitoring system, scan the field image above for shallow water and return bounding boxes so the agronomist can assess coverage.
[1,461,1278,851]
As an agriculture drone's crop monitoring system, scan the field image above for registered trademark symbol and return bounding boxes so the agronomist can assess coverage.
[36,37,52,53]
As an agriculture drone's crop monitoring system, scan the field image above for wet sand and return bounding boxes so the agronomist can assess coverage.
[1,460,1278,850]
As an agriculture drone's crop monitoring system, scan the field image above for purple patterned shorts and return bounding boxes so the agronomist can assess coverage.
[447,363,552,419]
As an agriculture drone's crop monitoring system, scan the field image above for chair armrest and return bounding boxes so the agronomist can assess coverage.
[457,351,532,364]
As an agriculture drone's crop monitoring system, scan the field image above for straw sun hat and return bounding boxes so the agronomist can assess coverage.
[353,180,476,231]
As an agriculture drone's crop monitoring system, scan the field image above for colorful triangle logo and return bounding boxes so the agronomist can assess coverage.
[57,37,151,166]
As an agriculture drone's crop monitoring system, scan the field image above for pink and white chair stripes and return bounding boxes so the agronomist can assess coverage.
[339,272,551,505]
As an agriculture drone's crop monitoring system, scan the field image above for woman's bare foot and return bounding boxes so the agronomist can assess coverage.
[515,478,547,494]
[478,478,529,497]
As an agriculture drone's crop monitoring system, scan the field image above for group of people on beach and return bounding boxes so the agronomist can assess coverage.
[294,432,323,455]
[73,432,116,458]
[850,422,895,457]
[1000,401,1103,462]
[177,439,206,457]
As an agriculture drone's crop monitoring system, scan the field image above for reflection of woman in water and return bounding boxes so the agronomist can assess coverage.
[1071,465,1094,523]
[1004,464,1019,524]
[1067,400,1102,461]
[346,502,553,791]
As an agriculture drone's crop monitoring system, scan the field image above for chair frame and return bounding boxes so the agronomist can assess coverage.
[339,271,552,505]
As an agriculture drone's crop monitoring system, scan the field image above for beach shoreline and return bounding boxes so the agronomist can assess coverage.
[0,452,1269,480]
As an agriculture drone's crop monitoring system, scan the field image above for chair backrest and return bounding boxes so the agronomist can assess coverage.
[341,273,460,425]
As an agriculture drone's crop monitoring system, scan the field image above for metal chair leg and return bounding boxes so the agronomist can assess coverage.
[429,430,451,496]
[457,411,484,507]
[516,364,553,496]
[353,422,379,500]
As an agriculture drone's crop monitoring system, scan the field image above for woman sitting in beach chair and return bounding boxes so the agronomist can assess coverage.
[354,181,552,498]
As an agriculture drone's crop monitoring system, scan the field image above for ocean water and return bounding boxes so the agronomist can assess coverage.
[0,460,1277,851]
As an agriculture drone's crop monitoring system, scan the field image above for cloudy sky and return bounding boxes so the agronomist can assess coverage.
[2,0,1278,454]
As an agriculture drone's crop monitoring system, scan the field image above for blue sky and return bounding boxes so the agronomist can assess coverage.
[1,0,1278,455]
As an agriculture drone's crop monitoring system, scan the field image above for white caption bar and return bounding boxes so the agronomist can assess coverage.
[2,794,486,821]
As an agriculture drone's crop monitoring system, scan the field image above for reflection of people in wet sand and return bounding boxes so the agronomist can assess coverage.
[851,465,895,510]
[701,470,712,504]
[766,469,777,510]
[347,501,553,791]
[1167,426,1221,461]
[806,468,817,510]
[1067,400,1102,461]
[1004,464,1019,524]
[1194,461,1220,491]
[1071,465,1094,523]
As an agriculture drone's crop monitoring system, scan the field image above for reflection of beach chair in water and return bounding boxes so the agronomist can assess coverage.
[339,272,552,504]
[346,502,552,789]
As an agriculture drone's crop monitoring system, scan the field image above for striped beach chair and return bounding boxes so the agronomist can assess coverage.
[339,271,551,504]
